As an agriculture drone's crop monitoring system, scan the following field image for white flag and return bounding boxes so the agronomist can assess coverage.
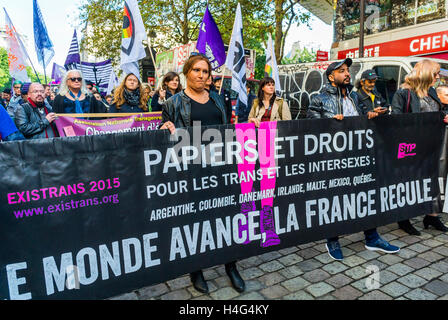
[107,70,119,96]
[265,34,281,93]
[4,9,30,82]
[225,3,247,106]
[120,0,147,79]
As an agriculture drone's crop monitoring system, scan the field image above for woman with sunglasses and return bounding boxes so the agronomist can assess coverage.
[53,70,106,114]
[160,53,246,295]
[109,73,148,113]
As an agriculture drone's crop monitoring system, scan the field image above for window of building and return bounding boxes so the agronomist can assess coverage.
[373,65,400,103]
[416,0,446,24]
[334,0,446,43]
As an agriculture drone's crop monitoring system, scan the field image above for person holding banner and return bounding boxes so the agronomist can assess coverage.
[14,83,58,140]
[247,77,292,127]
[151,72,182,112]
[160,54,245,294]
[109,73,148,113]
[53,70,106,115]
[307,58,400,261]
[392,59,448,235]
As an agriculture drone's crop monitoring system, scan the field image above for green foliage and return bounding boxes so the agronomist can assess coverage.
[0,47,47,90]
[79,0,311,69]
[255,53,266,80]
[0,48,12,90]
[281,47,317,64]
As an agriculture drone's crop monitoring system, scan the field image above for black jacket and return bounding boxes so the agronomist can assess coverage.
[161,90,227,128]
[52,94,106,114]
[14,102,57,140]
[391,87,445,114]
[219,89,233,124]
[307,84,360,119]
[151,90,174,112]
[356,88,390,115]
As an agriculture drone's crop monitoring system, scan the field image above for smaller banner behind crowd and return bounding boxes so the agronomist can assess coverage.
[54,113,162,137]
[0,113,446,300]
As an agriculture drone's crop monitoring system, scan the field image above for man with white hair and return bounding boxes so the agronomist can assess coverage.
[14,83,58,140]
[52,70,106,115]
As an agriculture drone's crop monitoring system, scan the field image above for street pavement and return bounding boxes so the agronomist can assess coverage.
[110,215,448,300]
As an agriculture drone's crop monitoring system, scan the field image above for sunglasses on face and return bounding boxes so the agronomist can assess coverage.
[190,52,208,59]
[69,77,83,82]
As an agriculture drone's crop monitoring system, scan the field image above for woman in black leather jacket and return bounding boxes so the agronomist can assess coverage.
[160,54,245,295]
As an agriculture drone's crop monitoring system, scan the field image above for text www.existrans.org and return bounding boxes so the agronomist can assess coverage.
[12,194,120,220]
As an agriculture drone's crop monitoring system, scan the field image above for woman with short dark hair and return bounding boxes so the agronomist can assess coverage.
[151,72,182,112]
[160,54,245,295]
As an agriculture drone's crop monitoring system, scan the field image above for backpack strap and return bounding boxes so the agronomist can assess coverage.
[406,89,411,113]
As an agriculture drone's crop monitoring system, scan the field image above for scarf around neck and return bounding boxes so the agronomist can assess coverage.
[124,89,140,107]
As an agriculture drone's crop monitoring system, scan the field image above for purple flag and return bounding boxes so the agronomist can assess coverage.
[196,6,226,70]
[51,63,65,84]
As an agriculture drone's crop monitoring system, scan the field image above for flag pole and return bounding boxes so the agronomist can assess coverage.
[218,66,226,95]
[146,37,161,83]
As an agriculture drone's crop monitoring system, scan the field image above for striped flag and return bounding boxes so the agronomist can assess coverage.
[65,30,81,70]
[79,60,114,93]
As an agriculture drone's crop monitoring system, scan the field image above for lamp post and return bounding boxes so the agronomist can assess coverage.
[359,0,365,58]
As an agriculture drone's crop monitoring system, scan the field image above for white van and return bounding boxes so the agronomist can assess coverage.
[278,57,448,119]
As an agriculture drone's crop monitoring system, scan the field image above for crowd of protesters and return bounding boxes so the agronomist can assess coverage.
[0,54,447,295]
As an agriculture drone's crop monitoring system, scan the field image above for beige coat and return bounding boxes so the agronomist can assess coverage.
[248,97,292,122]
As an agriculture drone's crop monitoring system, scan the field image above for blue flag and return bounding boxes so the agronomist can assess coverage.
[196,6,226,70]
[33,0,54,68]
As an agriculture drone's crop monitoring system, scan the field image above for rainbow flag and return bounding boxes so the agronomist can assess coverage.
[265,34,281,92]
[122,6,133,39]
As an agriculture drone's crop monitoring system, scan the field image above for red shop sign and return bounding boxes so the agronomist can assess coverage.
[338,30,448,59]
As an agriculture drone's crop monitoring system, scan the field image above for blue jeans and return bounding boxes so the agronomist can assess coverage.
[328,228,380,244]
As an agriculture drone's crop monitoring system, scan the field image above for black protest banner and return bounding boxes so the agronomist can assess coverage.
[0,112,445,300]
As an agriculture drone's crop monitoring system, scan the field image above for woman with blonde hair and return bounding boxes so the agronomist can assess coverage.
[392,59,447,235]
[109,73,148,113]
[142,84,153,112]
[53,69,106,114]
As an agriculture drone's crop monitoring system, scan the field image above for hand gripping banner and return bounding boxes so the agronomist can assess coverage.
[0,112,445,299]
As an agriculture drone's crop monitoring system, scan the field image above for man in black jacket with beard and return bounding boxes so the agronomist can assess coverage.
[307,58,400,261]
